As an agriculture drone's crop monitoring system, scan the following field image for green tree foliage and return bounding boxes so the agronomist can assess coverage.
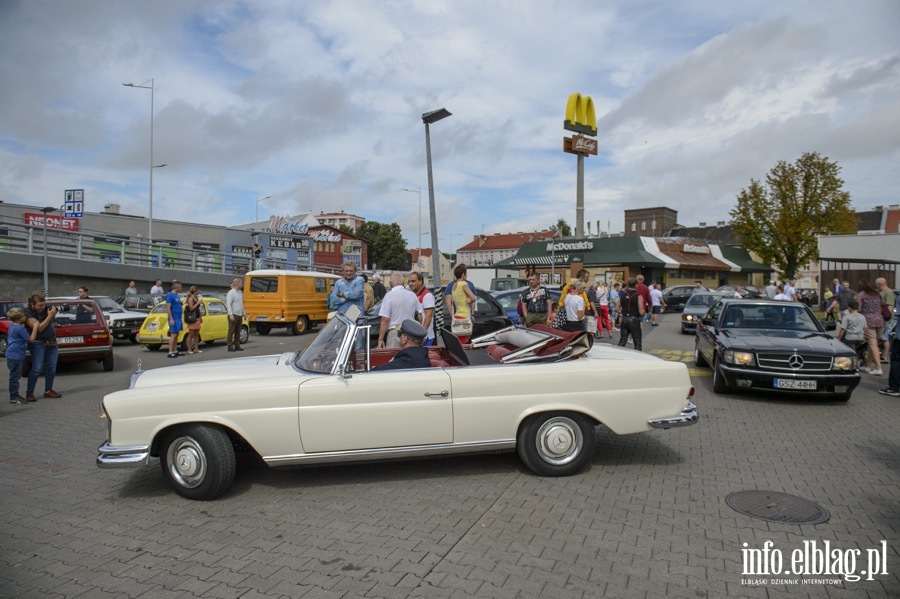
[555,219,572,237]
[356,220,408,270]
[729,152,857,279]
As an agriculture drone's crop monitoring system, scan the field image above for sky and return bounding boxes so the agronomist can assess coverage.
[1,0,898,253]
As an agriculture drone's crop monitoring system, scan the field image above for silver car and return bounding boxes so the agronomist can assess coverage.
[681,292,731,334]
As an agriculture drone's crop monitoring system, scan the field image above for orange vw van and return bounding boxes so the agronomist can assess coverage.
[243,270,339,335]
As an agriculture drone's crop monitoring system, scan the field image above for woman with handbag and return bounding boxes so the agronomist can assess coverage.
[184,286,204,355]
[448,264,478,343]
[856,280,884,374]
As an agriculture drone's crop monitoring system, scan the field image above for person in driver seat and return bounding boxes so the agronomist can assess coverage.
[372,320,431,371]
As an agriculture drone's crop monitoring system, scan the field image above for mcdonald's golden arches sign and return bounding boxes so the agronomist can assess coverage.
[564,93,597,136]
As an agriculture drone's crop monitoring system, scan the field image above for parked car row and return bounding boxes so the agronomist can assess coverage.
[0,298,114,372]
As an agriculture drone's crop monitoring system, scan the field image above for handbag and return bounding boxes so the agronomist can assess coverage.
[451,316,473,336]
[551,306,567,330]
[882,302,893,321]
[184,303,199,324]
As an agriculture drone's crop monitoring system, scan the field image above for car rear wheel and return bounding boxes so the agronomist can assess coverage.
[712,358,729,393]
[255,323,271,336]
[291,316,308,335]
[129,334,138,344]
[147,344,161,351]
[517,412,596,477]
[160,424,235,501]
[0,333,7,357]
[102,353,114,372]
[239,325,250,344]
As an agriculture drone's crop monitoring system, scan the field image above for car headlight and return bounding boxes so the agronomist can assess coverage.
[724,350,754,366]
[683,315,694,322]
[834,356,856,371]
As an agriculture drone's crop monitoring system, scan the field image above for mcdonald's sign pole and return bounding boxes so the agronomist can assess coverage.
[563,93,598,238]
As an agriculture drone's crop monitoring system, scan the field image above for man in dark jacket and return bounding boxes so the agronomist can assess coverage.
[371,274,387,302]
[373,320,431,371]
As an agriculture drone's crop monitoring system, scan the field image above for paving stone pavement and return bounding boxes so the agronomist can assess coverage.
[1,324,898,598]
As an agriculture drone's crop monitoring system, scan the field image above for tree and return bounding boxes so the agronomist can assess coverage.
[356,220,407,270]
[729,152,857,279]
[555,219,572,237]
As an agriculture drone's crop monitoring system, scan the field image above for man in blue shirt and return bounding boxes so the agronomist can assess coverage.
[330,262,365,317]
[165,280,183,358]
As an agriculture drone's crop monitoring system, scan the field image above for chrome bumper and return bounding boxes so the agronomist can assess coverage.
[649,401,699,429]
[96,442,151,468]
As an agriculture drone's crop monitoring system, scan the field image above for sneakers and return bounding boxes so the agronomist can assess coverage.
[43,390,62,398]
[167,352,179,358]
[878,388,900,397]
[9,395,26,405]
[869,369,883,376]
[858,366,869,373]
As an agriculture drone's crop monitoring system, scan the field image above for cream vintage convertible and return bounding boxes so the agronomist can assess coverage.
[97,306,698,500]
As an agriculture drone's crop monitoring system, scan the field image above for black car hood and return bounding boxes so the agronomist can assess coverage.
[721,329,852,354]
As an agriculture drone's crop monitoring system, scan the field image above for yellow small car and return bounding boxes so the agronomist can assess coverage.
[137,296,249,351]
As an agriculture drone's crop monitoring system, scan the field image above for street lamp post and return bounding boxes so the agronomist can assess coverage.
[255,195,272,224]
[40,206,56,297]
[123,78,164,256]
[402,187,421,255]
[422,108,451,288]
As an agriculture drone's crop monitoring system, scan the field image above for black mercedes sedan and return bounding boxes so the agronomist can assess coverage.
[694,299,860,401]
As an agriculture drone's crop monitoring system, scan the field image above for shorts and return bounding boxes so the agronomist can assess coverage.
[169,318,184,334]
[864,326,883,341]
[652,306,662,314]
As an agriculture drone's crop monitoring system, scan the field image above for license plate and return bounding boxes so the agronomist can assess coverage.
[256,316,268,321]
[58,336,84,344]
[147,322,158,332]
[775,379,817,390]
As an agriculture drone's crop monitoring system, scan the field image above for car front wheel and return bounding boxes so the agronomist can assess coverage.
[694,344,708,368]
[160,425,235,500]
[239,325,250,344]
[517,412,596,477]
[712,358,729,393]
[255,323,271,335]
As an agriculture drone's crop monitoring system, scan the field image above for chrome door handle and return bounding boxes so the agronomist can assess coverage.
[424,390,449,398]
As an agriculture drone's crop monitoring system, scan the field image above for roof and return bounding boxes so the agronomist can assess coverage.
[494,236,769,273]
[245,269,340,278]
[458,229,558,252]
[666,225,735,243]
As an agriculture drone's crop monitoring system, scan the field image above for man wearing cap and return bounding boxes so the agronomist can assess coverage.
[372,320,431,371]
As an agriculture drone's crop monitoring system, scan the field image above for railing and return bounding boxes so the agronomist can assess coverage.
[0,221,338,275]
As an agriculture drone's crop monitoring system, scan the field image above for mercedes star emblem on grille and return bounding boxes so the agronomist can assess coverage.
[788,354,804,369]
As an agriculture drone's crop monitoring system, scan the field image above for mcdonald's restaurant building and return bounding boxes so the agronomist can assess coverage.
[496,236,770,289]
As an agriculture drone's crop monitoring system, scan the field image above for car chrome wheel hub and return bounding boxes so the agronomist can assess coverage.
[536,417,582,465]
[167,437,206,488]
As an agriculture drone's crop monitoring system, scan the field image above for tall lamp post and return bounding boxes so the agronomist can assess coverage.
[401,187,421,255]
[122,78,160,247]
[40,206,56,297]
[255,195,272,224]
[422,108,451,287]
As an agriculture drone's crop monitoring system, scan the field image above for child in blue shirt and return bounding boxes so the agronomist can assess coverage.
[7,308,37,404]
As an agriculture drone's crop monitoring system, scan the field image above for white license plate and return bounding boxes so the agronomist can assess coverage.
[255,316,268,321]
[147,322,159,332]
[775,379,817,390]
[58,336,84,344]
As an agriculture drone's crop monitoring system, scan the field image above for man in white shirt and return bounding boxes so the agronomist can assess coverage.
[784,279,797,302]
[649,284,665,326]
[378,273,422,349]
[226,278,246,351]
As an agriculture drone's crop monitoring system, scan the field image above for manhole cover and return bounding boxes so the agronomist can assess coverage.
[725,490,830,524]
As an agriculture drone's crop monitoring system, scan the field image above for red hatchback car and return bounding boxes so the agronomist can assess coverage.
[23,299,114,372]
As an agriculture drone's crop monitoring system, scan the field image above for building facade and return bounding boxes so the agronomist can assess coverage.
[315,211,365,232]
[456,229,558,267]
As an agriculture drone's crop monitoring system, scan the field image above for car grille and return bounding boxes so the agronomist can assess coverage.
[115,318,145,328]
[757,353,833,372]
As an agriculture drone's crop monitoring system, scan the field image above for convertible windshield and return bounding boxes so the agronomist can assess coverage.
[295,312,353,374]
